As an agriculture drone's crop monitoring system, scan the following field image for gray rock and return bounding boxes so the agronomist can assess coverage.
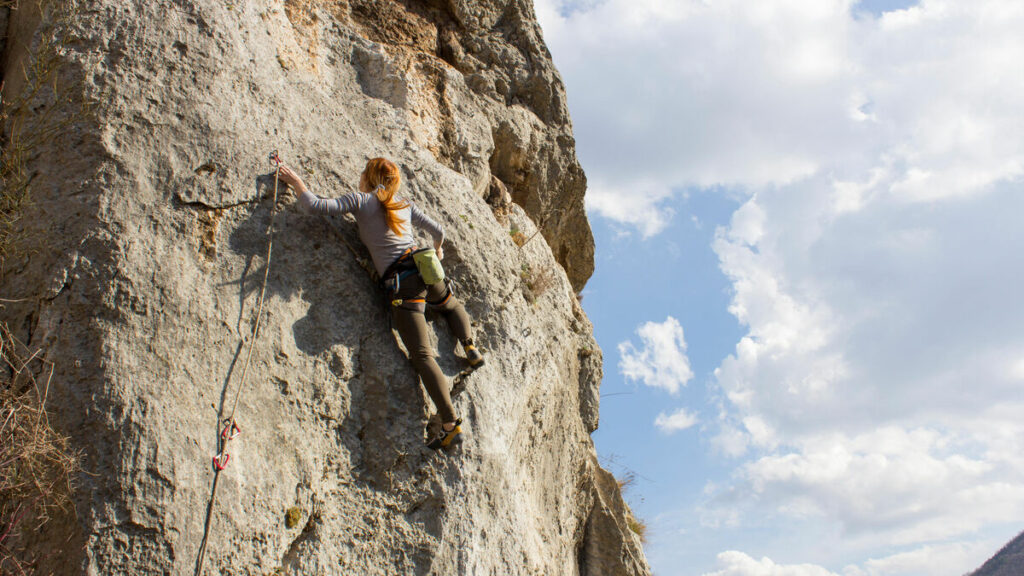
[1,0,645,574]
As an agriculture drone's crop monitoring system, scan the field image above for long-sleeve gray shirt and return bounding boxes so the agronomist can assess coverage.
[297,188,445,277]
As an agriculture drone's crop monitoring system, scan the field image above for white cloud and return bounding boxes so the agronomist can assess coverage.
[843,540,999,576]
[700,540,998,576]
[537,0,1024,228]
[537,0,864,223]
[719,426,1024,544]
[702,551,839,576]
[537,0,1024,573]
[618,316,694,395]
[585,179,674,238]
[705,178,1024,551]
[655,408,699,433]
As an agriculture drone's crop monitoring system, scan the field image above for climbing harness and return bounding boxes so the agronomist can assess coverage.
[379,247,457,313]
[194,150,281,576]
[380,248,423,311]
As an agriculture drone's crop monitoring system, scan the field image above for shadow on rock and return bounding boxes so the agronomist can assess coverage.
[224,173,439,492]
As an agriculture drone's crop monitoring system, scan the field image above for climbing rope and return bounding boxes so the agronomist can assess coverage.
[216,150,281,468]
[194,150,282,576]
[192,156,480,573]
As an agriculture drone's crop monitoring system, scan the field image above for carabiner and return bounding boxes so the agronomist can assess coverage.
[212,452,230,471]
[221,420,241,441]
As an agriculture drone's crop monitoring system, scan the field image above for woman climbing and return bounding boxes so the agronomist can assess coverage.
[278,158,483,450]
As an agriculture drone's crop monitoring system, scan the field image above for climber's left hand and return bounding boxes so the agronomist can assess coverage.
[277,165,307,193]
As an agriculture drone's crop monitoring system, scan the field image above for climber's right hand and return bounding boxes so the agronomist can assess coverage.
[277,165,307,193]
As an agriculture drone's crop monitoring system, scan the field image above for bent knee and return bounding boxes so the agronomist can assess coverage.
[408,348,437,363]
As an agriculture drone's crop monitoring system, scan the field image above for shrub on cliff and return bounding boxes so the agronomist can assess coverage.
[0,321,82,574]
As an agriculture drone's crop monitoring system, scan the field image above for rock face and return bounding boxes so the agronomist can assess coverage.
[1,1,646,574]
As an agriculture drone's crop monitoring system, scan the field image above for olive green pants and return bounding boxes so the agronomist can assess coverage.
[391,275,472,423]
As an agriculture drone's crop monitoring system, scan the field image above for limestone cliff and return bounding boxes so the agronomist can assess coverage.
[1,0,647,574]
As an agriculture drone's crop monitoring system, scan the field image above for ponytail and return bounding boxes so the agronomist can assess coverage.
[362,158,409,235]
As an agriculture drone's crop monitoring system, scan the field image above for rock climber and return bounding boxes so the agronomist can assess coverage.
[277,158,483,450]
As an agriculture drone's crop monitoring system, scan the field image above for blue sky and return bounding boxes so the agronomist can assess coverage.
[535,1,1024,575]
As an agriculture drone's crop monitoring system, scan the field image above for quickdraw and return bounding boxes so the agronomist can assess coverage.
[220,420,241,441]
[206,151,280,473]
[212,452,230,471]
[195,150,282,576]
[211,421,240,470]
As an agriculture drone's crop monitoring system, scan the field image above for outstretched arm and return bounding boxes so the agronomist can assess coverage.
[410,203,445,257]
[278,165,362,216]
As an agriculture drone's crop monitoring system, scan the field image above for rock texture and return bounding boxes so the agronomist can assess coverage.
[1,0,645,574]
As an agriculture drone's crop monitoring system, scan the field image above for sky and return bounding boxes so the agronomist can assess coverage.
[532,0,1024,575]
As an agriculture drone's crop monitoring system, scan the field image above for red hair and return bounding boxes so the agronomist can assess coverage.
[361,158,409,235]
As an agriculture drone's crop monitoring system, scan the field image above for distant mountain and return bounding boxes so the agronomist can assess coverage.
[971,531,1024,576]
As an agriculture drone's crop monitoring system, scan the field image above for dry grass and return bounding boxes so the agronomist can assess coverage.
[0,4,84,569]
[615,470,636,492]
[0,321,82,574]
[519,262,555,304]
[625,514,647,544]
[615,471,648,544]
[509,224,528,247]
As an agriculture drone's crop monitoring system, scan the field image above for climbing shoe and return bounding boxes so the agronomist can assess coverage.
[427,418,463,450]
[465,344,485,368]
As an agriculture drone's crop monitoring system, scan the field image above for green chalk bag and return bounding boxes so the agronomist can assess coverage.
[413,248,446,285]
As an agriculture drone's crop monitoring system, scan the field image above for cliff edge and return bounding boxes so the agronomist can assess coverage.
[0,0,647,574]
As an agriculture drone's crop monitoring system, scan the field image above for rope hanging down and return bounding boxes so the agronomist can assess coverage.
[193,154,479,573]
[194,150,282,576]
